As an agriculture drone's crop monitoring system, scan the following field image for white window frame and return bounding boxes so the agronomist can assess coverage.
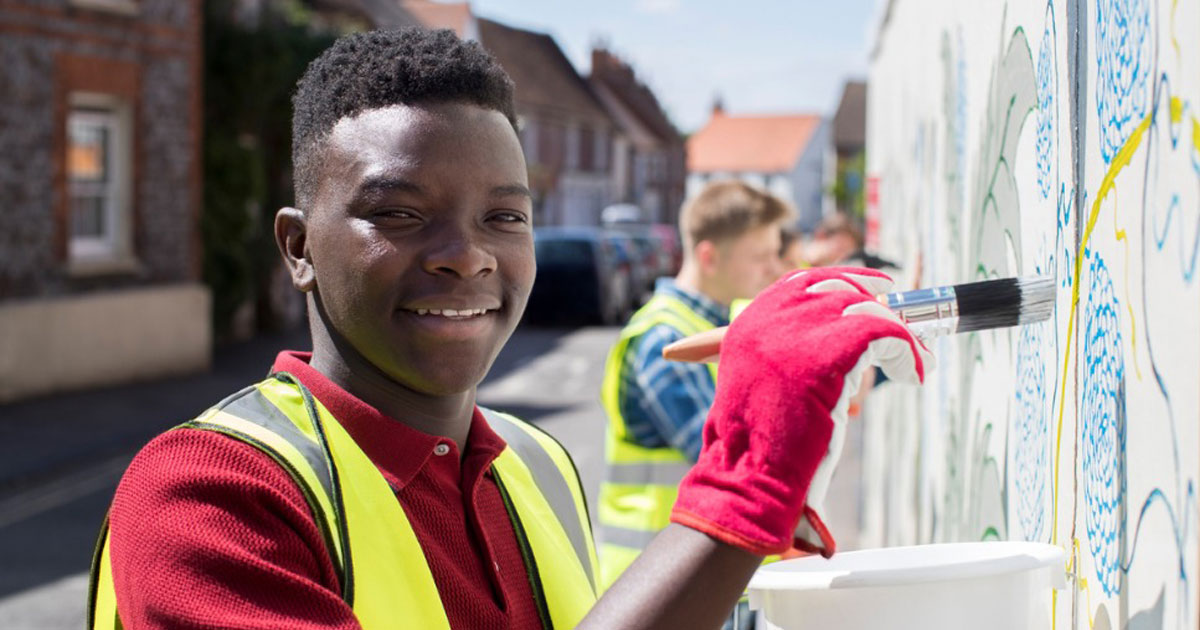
[67,92,134,269]
[520,116,539,164]
[565,122,580,172]
[593,128,608,172]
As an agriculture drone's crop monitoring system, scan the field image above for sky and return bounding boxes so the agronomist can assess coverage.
[468,0,884,134]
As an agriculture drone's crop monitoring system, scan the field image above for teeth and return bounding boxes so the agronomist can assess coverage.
[412,308,489,317]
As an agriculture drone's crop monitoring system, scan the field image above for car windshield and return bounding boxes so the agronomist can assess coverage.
[535,238,594,265]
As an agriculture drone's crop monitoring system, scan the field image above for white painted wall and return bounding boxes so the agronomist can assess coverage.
[864,1,1200,628]
[0,284,212,402]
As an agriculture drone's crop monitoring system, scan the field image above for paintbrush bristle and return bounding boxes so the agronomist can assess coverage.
[954,275,1055,333]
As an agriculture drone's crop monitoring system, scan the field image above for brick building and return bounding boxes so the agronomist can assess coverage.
[402,1,618,226]
[589,48,687,226]
[0,0,208,402]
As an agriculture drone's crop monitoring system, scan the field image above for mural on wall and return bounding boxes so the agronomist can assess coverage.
[864,0,1199,627]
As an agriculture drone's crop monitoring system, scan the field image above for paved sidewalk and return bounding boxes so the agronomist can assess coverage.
[0,328,313,608]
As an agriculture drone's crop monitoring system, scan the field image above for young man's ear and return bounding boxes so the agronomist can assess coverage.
[275,207,316,292]
[694,239,719,276]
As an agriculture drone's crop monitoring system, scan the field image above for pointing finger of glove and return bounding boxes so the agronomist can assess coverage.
[839,299,936,372]
[805,278,871,296]
[912,335,936,374]
[840,300,931,383]
[835,270,894,296]
[786,266,895,295]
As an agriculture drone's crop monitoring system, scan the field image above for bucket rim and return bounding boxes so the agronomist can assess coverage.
[748,541,1065,592]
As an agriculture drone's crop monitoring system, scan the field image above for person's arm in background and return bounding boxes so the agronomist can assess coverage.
[628,325,714,462]
[578,267,934,630]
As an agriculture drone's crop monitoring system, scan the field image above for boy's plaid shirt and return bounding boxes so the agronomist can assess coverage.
[617,279,729,461]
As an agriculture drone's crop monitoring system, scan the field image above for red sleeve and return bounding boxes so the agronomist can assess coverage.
[108,428,360,630]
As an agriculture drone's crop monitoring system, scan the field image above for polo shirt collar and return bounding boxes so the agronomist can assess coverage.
[270,351,509,489]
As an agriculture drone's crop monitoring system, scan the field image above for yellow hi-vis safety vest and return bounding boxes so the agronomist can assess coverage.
[88,373,598,630]
[597,294,719,590]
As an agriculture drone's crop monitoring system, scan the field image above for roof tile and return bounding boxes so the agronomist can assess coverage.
[687,112,822,173]
[476,18,609,122]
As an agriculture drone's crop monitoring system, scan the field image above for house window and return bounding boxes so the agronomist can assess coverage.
[578,125,594,172]
[519,116,538,164]
[67,95,132,264]
[538,120,566,169]
[565,123,580,171]
[594,129,608,172]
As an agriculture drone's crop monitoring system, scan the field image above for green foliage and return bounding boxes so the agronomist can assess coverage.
[201,0,337,338]
[830,150,866,221]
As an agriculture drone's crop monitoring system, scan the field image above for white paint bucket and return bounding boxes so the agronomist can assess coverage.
[747,542,1066,630]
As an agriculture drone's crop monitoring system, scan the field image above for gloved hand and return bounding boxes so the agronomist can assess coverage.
[670,267,934,557]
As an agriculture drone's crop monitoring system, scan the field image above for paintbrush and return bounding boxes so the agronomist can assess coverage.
[662,275,1056,363]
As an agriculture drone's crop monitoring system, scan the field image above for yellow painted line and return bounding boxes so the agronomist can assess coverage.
[1051,110,1153,629]
[1193,115,1200,159]
[1071,538,1097,630]
[1171,0,1180,61]
[1053,99,1199,628]
[1113,192,1143,380]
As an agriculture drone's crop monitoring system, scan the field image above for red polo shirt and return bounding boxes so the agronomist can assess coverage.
[108,351,544,629]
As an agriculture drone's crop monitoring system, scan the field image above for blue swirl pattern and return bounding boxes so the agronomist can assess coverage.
[1095,0,1152,163]
[1015,322,1049,541]
[1081,256,1127,597]
[1036,23,1056,199]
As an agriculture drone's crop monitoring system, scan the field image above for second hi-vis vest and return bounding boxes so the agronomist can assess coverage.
[597,294,719,590]
[88,373,598,629]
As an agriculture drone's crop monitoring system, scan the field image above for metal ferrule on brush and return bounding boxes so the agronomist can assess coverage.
[881,285,960,339]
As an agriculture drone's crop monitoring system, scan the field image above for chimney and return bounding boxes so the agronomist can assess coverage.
[711,93,725,117]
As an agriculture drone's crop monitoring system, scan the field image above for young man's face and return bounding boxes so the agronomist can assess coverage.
[711,223,784,302]
[301,102,534,396]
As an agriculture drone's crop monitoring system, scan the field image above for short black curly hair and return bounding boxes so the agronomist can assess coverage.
[291,28,518,208]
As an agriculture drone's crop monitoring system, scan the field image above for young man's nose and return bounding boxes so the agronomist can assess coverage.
[423,223,497,278]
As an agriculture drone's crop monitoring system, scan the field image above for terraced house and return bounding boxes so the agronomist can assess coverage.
[0,0,208,401]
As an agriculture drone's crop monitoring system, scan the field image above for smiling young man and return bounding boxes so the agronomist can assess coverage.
[88,28,932,630]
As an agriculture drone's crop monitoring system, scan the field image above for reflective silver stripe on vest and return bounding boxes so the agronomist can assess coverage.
[215,389,337,500]
[605,460,692,486]
[482,408,596,592]
[598,524,658,551]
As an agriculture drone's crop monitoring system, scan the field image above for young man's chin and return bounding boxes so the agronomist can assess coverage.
[403,367,489,398]
[381,344,498,394]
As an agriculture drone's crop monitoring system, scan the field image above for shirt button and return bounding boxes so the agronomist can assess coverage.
[494,561,501,573]
[433,443,451,456]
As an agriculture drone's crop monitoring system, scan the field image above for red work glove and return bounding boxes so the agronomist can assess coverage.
[670,267,934,557]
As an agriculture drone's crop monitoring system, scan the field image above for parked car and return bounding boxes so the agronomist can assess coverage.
[646,223,683,276]
[621,232,662,300]
[603,231,656,307]
[527,227,634,325]
[597,205,681,278]
[605,222,683,286]
[600,203,644,225]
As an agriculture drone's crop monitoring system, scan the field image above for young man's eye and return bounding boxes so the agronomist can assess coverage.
[488,210,529,224]
[373,208,420,220]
